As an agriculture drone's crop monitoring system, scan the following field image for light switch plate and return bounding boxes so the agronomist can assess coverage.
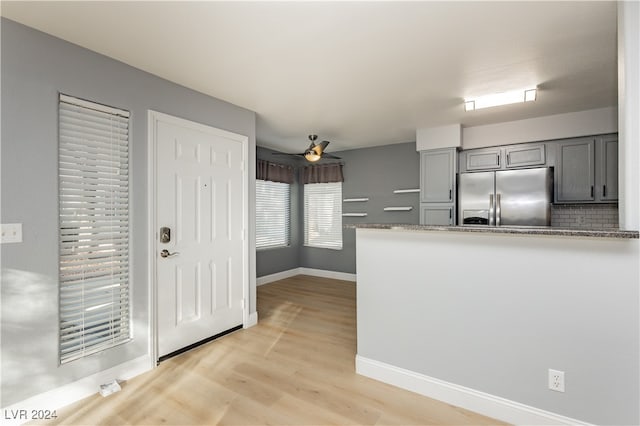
[1,223,23,243]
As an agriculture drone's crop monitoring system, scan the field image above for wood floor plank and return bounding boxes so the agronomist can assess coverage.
[31,275,506,425]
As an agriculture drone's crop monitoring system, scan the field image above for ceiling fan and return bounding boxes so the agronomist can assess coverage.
[274,134,341,162]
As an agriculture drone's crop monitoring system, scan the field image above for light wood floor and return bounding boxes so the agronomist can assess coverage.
[37,275,505,425]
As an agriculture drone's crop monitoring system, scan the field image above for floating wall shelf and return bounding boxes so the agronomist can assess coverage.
[343,197,369,202]
[393,189,420,194]
[384,206,413,211]
[342,213,368,217]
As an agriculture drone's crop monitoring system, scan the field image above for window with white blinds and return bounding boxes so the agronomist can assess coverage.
[58,94,131,364]
[304,182,343,250]
[256,179,290,249]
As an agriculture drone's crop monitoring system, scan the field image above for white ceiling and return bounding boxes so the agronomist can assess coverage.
[2,1,618,153]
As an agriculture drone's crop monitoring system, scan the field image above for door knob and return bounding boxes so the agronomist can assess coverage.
[160,249,179,258]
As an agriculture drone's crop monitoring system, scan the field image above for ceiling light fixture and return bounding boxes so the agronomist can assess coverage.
[464,87,537,111]
[304,151,322,162]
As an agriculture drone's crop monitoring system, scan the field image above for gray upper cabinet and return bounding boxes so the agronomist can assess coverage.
[420,148,456,203]
[465,147,502,171]
[597,135,618,201]
[555,138,596,202]
[505,144,546,168]
[461,144,547,172]
[555,134,618,203]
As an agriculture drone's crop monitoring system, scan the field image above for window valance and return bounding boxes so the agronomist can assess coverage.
[256,159,294,184]
[302,163,344,184]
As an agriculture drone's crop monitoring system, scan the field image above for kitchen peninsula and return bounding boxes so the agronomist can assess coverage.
[352,223,639,425]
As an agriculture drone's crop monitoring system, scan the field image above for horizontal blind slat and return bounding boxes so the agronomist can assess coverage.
[60,306,130,323]
[59,96,129,118]
[59,109,129,132]
[59,103,129,123]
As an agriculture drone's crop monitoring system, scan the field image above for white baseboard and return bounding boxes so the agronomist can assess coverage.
[257,267,357,286]
[256,268,300,286]
[355,355,593,426]
[1,355,152,426]
[244,311,258,328]
[298,267,357,282]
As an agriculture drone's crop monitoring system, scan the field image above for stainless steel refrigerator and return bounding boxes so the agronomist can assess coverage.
[458,167,553,226]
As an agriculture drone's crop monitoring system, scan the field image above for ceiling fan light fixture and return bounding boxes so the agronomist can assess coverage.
[464,87,537,111]
[304,151,322,162]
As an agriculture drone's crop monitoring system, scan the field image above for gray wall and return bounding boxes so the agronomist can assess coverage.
[1,18,256,406]
[299,142,420,274]
[255,147,302,276]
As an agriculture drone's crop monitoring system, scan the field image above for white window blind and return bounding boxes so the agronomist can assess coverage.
[256,180,290,249]
[58,94,131,364]
[304,182,343,250]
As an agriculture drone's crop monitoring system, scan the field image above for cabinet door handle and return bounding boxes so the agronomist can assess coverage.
[603,185,607,197]
[449,189,452,200]
[497,154,500,166]
[506,153,510,165]
[449,208,452,219]
[590,185,594,198]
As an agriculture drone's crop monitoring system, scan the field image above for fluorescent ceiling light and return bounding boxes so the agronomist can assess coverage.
[465,87,537,111]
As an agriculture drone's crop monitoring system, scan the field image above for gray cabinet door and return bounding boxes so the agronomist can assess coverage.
[598,136,618,201]
[505,144,546,168]
[465,148,502,171]
[556,138,595,202]
[420,149,455,203]
[420,204,453,225]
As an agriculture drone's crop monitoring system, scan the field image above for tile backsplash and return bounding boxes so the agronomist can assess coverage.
[551,204,619,229]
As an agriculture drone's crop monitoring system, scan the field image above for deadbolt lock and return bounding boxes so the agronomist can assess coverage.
[160,227,171,243]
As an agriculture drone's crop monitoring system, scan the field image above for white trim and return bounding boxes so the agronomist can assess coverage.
[1,355,152,426]
[257,267,357,285]
[147,111,159,368]
[355,355,594,426]
[244,312,258,328]
[298,267,356,282]
[257,268,301,286]
[147,110,250,364]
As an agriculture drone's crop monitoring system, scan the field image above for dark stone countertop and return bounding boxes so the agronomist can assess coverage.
[345,223,639,239]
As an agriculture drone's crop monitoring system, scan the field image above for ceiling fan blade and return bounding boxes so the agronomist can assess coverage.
[272,152,305,157]
[322,153,341,159]
[312,140,330,156]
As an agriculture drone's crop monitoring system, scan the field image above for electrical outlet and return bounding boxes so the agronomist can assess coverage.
[1,223,23,243]
[548,369,565,392]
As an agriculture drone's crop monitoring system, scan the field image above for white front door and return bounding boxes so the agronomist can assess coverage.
[152,112,247,359]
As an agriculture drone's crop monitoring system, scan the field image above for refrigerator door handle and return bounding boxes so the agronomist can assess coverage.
[496,193,501,227]
[489,194,495,226]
